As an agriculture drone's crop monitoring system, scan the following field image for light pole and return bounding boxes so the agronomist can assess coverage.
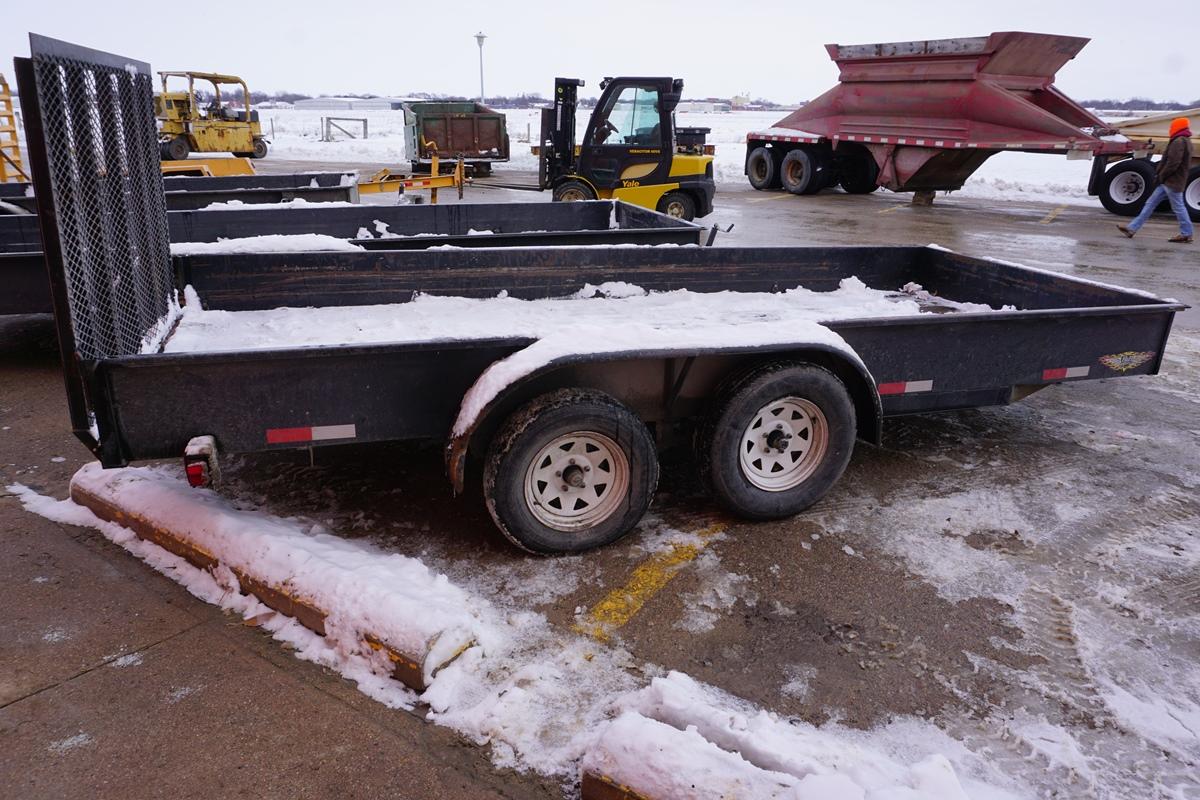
[474,32,487,105]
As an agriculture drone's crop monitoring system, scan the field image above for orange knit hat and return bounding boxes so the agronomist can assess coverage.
[1169,117,1191,136]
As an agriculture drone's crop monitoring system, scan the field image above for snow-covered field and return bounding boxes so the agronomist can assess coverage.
[263,108,1101,207]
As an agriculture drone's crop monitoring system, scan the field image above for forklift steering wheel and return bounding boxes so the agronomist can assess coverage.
[594,119,618,144]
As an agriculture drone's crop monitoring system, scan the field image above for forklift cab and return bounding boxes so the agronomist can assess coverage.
[580,77,681,191]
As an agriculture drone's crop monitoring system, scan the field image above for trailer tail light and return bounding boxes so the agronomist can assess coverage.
[185,460,210,488]
[183,435,220,489]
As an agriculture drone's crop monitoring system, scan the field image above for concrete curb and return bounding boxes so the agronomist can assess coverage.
[70,480,428,691]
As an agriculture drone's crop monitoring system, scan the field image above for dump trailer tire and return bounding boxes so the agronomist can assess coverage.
[251,139,268,159]
[1184,166,1200,222]
[165,136,190,161]
[699,362,855,520]
[839,151,880,194]
[780,149,823,196]
[657,191,697,221]
[483,389,659,554]
[1099,159,1156,217]
[746,146,780,190]
[553,179,597,203]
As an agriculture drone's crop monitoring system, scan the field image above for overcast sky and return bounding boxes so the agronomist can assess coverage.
[4,1,1197,103]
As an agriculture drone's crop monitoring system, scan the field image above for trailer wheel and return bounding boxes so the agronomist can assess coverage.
[1099,160,1156,216]
[165,136,190,161]
[838,151,879,194]
[657,191,697,220]
[780,150,822,195]
[553,179,597,203]
[1184,166,1200,222]
[699,363,855,520]
[483,389,659,553]
[251,139,268,159]
[746,146,780,190]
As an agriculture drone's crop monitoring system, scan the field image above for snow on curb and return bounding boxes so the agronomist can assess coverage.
[65,462,485,689]
[9,467,1021,798]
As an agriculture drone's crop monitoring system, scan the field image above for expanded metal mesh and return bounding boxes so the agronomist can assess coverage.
[31,42,172,360]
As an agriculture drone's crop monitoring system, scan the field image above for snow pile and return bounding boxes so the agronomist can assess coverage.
[161,275,1000,357]
[200,198,360,211]
[8,472,1019,797]
[170,234,365,255]
[586,672,1009,800]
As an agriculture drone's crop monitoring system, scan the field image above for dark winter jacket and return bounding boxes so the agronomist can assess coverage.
[1157,133,1193,192]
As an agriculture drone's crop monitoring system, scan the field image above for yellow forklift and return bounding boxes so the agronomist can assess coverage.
[498,77,714,220]
[155,71,268,161]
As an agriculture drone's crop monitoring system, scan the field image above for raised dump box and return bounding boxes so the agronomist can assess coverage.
[745,32,1137,199]
[403,101,509,175]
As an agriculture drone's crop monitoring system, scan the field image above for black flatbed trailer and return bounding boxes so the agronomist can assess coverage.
[18,35,1187,554]
[0,200,701,314]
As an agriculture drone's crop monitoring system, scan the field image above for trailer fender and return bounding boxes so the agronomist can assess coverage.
[445,338,881,494]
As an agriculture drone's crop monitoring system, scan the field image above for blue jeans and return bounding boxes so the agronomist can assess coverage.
[1128,184,1194,237]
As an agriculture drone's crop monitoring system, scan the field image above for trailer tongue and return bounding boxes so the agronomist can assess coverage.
[746,31,1141,200]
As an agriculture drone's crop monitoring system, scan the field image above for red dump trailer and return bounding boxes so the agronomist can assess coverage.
[745,32,1139,202]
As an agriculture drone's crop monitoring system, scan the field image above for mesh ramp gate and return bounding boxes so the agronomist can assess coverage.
[26,34,174,361]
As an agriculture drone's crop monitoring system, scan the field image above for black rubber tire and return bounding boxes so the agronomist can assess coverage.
[472,162,493,177]
[780,149,822,195]
[165,136,189,161]
[1099,159,1157,217]
[698,363,856,520]
[657,191,697,221]
[483,389,659,554]
[746,146,780,190]
[552,179,597,203]
[838,150,880,194]
[251,139,268,159]
[1184,166,1200,222]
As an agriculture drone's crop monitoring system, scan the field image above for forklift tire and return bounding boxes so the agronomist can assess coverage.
[657,191,696,221]
[553,179,597,203]
[165,137,190,161]
[698,362,855,520]
[746,146,780,191]
[780,149,822,195]
[1099,159,1156,217]
[251,139,268,159]
[483,389,659,554]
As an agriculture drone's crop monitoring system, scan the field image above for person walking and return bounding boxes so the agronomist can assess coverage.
[1118,116,1194,243]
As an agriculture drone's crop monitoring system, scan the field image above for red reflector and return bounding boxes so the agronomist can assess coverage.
[1042,368,1068,380]
[266,426,313,444]
[185,461,209,488]
[876,381,906,395]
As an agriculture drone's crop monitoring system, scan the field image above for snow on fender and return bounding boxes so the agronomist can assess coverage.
[446,321,875,493]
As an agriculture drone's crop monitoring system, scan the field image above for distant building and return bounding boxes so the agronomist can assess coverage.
[676,101,731,114]
[293,96,414,111]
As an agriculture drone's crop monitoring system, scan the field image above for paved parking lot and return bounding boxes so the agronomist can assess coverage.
[3,174,1197,798]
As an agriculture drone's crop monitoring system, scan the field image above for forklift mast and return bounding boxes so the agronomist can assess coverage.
[539,77,582,190]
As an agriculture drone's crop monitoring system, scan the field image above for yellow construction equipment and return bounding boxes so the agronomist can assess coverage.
[0,73,29,182]
[358,148,467,203]
[155,71,268,160]
[159,157,256,177]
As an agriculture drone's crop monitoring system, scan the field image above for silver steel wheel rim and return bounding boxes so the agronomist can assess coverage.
[559,188,588,202]
[1112,171,1146,204]
[665,200,686,217]
[1186,176,1200,212]
[738,396,828,492]
[524,431,629,531]
[786,160,805,185]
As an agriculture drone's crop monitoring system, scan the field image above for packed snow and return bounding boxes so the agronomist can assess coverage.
[170,233,365,255]
[8,472,1028,799]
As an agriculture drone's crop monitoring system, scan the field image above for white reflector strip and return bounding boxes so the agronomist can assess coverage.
[311,424,357,441]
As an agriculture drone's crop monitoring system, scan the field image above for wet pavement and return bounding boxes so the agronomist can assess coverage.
[2,172,1198,798]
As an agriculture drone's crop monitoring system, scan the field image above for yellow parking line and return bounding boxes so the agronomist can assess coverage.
[574,523,726,641]
[748,192,794,203]
[878,204,907,215]
[1040,204,1068,224]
